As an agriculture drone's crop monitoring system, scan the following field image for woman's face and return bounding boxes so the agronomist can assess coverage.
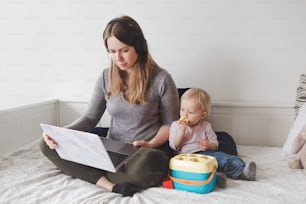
[107,36,138,72]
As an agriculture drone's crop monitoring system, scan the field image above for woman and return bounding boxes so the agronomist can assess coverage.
[40,15,179,196]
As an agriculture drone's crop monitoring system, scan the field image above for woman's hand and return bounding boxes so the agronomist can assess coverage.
[42,132,57,149]
[133,140,152,148]
[134,125,170,148]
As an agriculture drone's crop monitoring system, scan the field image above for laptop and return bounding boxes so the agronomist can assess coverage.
[40,123,140,173]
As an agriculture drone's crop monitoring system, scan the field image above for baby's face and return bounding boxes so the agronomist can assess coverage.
[180,98,206,126]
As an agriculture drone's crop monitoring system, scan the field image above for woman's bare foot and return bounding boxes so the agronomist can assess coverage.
[96,176,115,192]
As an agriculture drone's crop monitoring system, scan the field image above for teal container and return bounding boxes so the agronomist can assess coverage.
[170,169,216,194]
[169,154,217,194]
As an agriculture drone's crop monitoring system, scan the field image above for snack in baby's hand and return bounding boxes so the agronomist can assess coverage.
[179,116,189,123]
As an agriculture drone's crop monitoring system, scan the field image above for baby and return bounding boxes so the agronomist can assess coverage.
[169,88,256,186]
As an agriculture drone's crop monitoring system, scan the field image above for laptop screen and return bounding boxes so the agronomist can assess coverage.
[40,123,124,172]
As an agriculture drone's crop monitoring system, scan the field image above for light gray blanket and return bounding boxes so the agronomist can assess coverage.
[0,140,305,204]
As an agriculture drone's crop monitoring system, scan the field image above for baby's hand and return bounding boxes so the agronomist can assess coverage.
[200,139,209,151]
[178,116,189,130]
[179,116,189,124]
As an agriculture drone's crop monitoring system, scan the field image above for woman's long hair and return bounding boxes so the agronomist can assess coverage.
[103,15,159,105]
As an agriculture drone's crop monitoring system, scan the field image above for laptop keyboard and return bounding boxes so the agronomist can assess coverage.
[108,151,128,167]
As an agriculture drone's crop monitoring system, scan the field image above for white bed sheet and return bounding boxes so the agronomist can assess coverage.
[0,140,305,204]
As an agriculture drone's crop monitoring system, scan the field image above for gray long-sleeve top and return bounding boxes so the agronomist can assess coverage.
[67,67,179,143]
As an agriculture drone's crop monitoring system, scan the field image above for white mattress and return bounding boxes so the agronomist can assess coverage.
[0,140,305,204]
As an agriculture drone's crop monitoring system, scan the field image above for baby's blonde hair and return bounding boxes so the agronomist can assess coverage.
[181,88,211,116]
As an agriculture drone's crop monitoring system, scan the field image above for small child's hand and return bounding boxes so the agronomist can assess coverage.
[200,139,209,151]
[179,116,189,124]
[178,116,189,130]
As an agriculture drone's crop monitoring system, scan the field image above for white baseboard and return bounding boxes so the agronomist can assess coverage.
[59,101,295,147]
[0,100,294,156]
[0,99,59,156]
[210,105,294,147]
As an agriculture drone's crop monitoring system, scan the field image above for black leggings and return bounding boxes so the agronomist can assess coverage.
[40,139,106,184]
[40,137,173,184]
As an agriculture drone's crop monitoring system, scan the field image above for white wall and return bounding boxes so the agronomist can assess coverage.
[1,0,306,107]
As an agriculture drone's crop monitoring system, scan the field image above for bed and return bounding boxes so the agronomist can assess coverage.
[2,77,306,204]
[1,139,305,204]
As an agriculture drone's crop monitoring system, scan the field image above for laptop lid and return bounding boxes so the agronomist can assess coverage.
[40,123,139,173]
